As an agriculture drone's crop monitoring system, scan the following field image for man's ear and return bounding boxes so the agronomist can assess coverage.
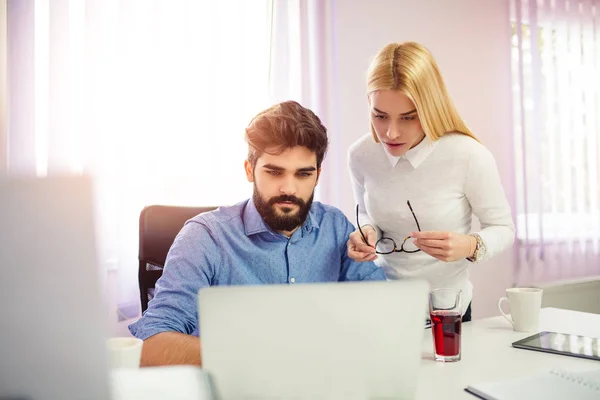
[244,160,254,183]
[315,167,322,186]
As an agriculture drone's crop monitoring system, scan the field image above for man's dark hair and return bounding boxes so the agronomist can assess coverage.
[245,101,329,169]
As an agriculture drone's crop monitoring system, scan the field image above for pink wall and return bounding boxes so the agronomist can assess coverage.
[332,0,516,318]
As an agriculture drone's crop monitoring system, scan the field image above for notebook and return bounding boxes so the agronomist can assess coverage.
[111,366,216,400]
[465,368,600,400]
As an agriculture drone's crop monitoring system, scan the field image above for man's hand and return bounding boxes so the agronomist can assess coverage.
[140,331,202,366]
[411,231,475,262]
[347,226,378,262]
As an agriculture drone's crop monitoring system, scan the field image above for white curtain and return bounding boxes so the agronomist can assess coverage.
[2,0,341,319]
[3,0,272,314]
[510,0,600,284]
[269,0,342,206]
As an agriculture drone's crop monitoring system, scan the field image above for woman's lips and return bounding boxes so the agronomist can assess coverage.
[385,142,406,149]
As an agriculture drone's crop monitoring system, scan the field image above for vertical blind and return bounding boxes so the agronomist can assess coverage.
[510,0,600,283]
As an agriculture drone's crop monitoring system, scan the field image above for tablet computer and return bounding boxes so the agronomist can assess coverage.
[512,331,600,362]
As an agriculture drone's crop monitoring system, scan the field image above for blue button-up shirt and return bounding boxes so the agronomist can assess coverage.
[129,199,385,339]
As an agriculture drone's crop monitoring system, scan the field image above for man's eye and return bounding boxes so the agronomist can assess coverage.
[267,171,281,176]
[297,172,312,178]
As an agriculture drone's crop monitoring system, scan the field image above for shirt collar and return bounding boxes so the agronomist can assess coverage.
[301,207,319,235]
[243,198,271,236]
[384,135,437,168]
[243,197,320,237]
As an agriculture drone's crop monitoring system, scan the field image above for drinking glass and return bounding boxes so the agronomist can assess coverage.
[429,288,462,362]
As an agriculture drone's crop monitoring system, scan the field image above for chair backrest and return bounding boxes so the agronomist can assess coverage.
[138,205,218,313]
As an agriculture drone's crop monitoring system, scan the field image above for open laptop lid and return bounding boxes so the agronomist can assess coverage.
[199,279,429,399]
[0,176,111,400]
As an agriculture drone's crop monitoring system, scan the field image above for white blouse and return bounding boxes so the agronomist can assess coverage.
[348,132,515,313]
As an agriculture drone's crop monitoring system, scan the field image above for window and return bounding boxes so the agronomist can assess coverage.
[510,0,600,283]
[9,0,273,306]
[510,0,600,243]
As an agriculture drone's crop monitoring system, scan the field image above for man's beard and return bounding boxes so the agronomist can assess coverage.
[253,185,314,232]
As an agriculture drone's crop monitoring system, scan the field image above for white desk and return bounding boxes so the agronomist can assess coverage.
[112,308,600,400]
[416,307,600,399]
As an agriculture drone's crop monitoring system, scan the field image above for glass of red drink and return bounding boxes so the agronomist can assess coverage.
[429,288,462,362]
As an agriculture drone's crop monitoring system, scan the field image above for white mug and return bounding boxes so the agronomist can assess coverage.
[107,337,143,369]
[498,288,543,332]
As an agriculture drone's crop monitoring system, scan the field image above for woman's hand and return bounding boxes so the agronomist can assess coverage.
[411,231,475,262]
[347,226,378,262]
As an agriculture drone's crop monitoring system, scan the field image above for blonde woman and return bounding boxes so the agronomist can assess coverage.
[347,42,515,321]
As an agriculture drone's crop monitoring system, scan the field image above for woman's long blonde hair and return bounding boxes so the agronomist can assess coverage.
[367,42,478,142]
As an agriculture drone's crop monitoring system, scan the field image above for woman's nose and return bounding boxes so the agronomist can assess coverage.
[387,123,402,140]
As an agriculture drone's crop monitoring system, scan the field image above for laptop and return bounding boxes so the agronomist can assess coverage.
[0,175,111,400]
[199,279,429,399]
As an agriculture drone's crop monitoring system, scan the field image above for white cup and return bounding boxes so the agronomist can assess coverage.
[497,288,543,332]
[107,337,143,369]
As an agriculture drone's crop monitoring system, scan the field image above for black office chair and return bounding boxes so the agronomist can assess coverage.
[138,205,218,313]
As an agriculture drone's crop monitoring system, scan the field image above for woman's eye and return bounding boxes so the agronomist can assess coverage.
[373,114,387,120]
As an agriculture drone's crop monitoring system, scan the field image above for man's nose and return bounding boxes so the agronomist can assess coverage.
[279,177,297,196]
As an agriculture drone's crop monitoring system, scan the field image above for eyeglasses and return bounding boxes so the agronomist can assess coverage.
[356,201,422,255]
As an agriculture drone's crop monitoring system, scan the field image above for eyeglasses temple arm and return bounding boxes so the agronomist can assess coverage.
[356,205,368,244]
[406,200,421,232]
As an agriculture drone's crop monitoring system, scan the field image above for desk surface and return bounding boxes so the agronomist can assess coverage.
[416,307,600,399]
[112,308,600,400]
